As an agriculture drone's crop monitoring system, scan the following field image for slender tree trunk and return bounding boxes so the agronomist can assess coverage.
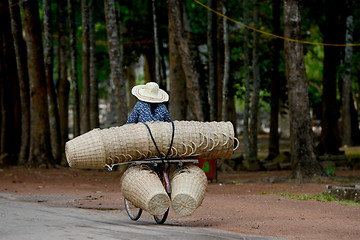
[81,0,90,133]
[67,0,80,138]
[320,1,342,155]
[284,0,323,181]
[89,2,99,129]
[243,0,251,161]
[341,7,353,147]
[23,0,53,167]
[249,0,261,162]
[104,0,128,125]
[168,0,204,121]
[8,0,30,165]
[44,0,62,164]
[216,3,224,121]
[0,0,21,165]
[221,0,230,121]
[152,0,163,89]
[207,0,217,121]
[268,0,281,159]
[168,0,186,120]
[57,1,70,162]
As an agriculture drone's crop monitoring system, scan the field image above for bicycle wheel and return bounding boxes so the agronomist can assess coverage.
[124,198,142,221]
[153,207,169,224]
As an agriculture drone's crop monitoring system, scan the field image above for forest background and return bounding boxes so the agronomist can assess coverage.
[1,0,360,182]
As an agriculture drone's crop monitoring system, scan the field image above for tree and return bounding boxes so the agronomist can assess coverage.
[104,0,128,125]
[168,0,186,120]
[8,0,30,165]
[207,0,217,121]
[67,0,80,137]
[249,0,261,162]
[44,0,62,164]
[221,0,230,121]
[23,0,53,167]
[152,0,164,89]
[284,0,323,181]
[168,0,204,121]
[0,0,21,165]
[341,2,353,147]
[267,0,282,159]
[319,1,344,155]
[89,2,99,129]
[81,0,91,133]
[243,0,251,161]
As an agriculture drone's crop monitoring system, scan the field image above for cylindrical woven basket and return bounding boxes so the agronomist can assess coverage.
[170,164,208,216]
[65,129,106,169]
[120,165,170,216]
[65,121,237,169]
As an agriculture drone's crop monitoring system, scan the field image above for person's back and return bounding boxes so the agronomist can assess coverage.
[126,82,171,124]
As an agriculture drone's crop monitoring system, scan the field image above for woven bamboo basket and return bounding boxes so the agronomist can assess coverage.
[65,121,237,169]
[170,164,208,216]
[120,165,170,216]
[65,129,106,169]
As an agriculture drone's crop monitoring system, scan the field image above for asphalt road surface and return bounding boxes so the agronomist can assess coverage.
[0,194,281,240]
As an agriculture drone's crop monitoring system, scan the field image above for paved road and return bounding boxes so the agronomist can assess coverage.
[0,194,281,240]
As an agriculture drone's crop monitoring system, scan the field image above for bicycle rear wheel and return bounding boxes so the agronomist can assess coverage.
[153,208,169,224]
[124,198,142,221]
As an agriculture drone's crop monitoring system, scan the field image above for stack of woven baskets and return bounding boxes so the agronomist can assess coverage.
[120,163,207,216]
[65,121,236,169]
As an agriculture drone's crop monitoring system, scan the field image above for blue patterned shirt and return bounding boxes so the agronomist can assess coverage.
[126,101,172,124]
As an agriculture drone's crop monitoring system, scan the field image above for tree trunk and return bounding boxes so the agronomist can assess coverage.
[168,0,204,121]
[104,0,128,125]
[249,0,261,162]
[8,0,30,165]
[207,0,217,121]
[152,0,164,89]
[216,3,224,121]
[89,2,99,129]
[168,0,186,120]
[268,0,281,159]
[57,1,70,162]
[0,0,21,165]
[284,0,323,182]
[243,0,251,161]
[221,0,230,121]
[67,0,80,138]
[81,0,90,133]
[319,2,343,155]
[23,0,53,167]
[341,6,353,147]
[44,0,62,164]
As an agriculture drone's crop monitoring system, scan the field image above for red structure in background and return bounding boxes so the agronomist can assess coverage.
[195,158,217,182]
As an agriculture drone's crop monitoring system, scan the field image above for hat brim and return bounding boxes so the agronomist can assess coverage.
[131,85,169,103]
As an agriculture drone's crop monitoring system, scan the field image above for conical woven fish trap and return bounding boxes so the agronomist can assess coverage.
[65,129,106,169]
[65,121,237,169]
[120,165,170,216]
[170,164,208,216]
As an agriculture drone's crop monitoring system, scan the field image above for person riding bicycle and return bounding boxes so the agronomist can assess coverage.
[126,82,171,124]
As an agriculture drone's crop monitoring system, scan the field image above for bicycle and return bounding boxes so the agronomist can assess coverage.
[121,158,198,224]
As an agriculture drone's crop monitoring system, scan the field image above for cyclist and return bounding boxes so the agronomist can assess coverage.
[126,82,171,124]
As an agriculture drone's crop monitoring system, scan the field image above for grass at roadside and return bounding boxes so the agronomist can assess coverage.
[261,192,360,207]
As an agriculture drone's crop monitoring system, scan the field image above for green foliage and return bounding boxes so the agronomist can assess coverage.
[262,192,360,206]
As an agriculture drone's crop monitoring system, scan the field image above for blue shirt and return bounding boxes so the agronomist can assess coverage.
[126,101,172,124]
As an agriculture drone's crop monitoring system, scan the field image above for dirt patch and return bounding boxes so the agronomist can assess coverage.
[0,167,359,240]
